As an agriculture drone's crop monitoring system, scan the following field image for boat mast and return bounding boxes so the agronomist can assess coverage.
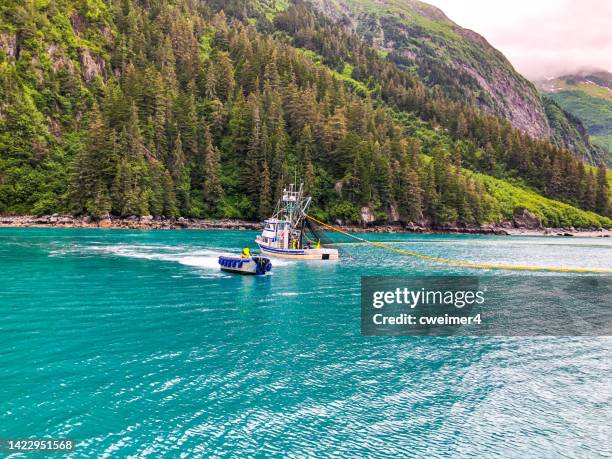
[277,182,311,248]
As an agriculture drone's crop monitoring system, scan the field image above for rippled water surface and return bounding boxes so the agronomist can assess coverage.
[1,228,611,457]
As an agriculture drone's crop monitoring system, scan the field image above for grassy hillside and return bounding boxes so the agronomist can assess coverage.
[474,173,611,228]
[417,154,612,228]
[546,92,612,162]
[538,72,612,166]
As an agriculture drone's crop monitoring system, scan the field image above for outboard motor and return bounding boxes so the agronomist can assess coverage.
[253,256,272,275]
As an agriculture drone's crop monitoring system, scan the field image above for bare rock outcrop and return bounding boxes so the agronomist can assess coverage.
[360,206,375,224]
[47,43,74,72]
[0,32,17,58]
[79,49,105,83]
[512,207,542,229]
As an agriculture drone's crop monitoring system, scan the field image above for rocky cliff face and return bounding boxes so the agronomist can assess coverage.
[307,0,602,162]
[309,0,551,138]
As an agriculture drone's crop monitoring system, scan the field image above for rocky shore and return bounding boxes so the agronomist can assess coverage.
[0,214,261,231]
[1,214,611,237]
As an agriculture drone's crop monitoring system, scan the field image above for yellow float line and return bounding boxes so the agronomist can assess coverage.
[305,214,612,274]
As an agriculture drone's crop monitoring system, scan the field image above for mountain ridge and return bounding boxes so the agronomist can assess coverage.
[305,0,604,164]
[536,71,612,166]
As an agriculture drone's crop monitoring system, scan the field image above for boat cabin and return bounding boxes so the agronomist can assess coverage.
[260,218,302,250]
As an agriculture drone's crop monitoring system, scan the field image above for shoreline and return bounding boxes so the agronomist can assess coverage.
[1,215,611,237]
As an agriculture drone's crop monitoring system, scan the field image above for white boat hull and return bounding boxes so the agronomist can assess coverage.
[257,243,338,260]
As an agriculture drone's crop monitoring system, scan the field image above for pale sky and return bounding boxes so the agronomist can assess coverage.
[426,0,612,80]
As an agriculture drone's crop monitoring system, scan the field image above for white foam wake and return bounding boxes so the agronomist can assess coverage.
[51,244,226,275]
[58,244,293,271]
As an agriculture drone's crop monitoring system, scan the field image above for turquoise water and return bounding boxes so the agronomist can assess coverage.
[1,228,611,457]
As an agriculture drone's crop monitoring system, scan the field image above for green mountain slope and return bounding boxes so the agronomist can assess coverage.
[0,0,610,228]
[537,72,612,166]
[306,0,603,164]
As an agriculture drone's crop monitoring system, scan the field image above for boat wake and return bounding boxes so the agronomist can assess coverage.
[50,243,293,273]
[92,245,227,272]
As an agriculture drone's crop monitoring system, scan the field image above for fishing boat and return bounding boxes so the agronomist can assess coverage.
[255,183,339,260]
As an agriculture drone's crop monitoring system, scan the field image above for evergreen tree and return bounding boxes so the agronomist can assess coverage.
[326,107,347,150]
[456,112,468,138]
[225,90,250,161]
[71,103,113,217]
[92,183,112,219]
[297,124,317,163]
[153,89,169,159]
[157,35,178,93]
[548,156,563,198]
[270,121,289,199]
[245,95,264,196]
[595,165,610,216]
[583,171,598,211]
[210,51,236,102]
[111,154,142,217]
[259,161,273,218]
[162,169,179,217]
[174,86,198,162]
[168,132,190,215]
[404,168,423,222]
[304,159,316,196]
[202,126,224,215]
[111,116,150,217]
[422,161,440,222]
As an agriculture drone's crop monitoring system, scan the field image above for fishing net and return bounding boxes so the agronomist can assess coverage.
[304,218,351,256]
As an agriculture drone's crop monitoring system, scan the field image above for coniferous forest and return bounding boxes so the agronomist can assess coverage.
[0,0,610,227]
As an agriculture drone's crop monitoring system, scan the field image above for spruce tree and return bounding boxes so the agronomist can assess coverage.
[297,125,316,163]
[202,126,224,215]
[162,170,179,217]
[92,183,112,219]
[111,153,132,216]
[174,86,198,162]
[204,63,218,100]
[456,112,468,138]
[226,90,250,161]
[422,161,440,222]
[211,51,235,102]
[548,156,563,198]
[157,35,178,93]
[71,102,110,216]
[259,161,273,218]
[148,162,165,217]
[270,121,289,199]
[153,90,169,160]
[304,159,316,196]
[245,96,264,195]
[404,168,423,222]
[595,165,610,216]
[111,121,149,217]
[169,132,190,215]
[583,171,598,211]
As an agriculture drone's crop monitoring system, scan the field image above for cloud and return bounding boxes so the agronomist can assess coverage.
[426,0,612,79]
